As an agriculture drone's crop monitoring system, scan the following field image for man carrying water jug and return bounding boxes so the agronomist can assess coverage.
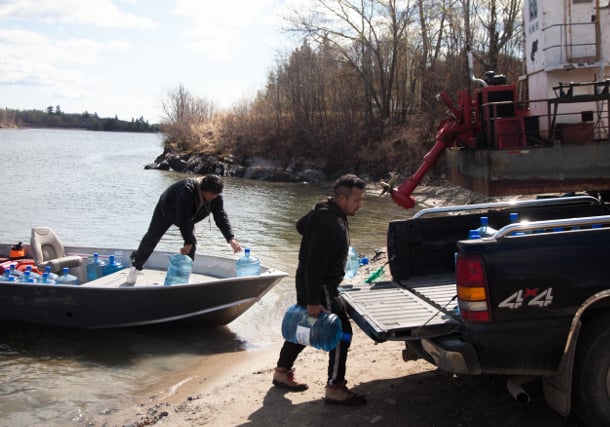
[127,174,242,284]
[273,173,367,406]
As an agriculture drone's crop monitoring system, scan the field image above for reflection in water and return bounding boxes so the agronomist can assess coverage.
[0,321,248,426]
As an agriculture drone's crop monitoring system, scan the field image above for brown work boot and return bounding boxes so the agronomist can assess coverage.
[272,367,308,391]
[325,380,366,406]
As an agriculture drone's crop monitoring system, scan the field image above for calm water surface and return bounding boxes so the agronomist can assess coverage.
[0,128,413,426]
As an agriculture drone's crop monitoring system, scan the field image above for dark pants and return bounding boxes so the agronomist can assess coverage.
[132,203,196,270]
[277,288,353,385]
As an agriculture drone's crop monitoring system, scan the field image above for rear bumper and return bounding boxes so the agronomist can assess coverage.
[421,336,482,375]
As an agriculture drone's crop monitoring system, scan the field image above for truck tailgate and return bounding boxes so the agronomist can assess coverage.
[341,274,460,342]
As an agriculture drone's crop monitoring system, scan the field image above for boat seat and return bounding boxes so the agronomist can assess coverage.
[30,227,82,274]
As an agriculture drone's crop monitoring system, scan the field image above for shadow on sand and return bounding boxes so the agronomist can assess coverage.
[242,369,578,427]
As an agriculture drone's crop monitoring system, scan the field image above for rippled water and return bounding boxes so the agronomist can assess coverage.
[0,128,412,426]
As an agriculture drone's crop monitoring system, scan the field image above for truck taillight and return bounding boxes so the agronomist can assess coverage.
[456,254,491,323]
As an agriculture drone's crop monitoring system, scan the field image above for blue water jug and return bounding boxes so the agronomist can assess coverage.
[468,229,481,239]
[57,267,79,285]
[40,272,56,284]
[509,212,526,235]
[344,246,359,279]
[19,271,37,283]
[474,216,497,238]
[87,252,106,281]
[44,266,59,281]
[281,305,351,351]
[8,264,22,279]
[102,255,123,276]
[23,265,40,281]
[236,248,260,277]
[164,254,193,286]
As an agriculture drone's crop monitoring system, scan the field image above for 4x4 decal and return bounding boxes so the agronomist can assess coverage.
[498,288,554,309]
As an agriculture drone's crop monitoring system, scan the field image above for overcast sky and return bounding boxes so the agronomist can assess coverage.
[0,0,298,123]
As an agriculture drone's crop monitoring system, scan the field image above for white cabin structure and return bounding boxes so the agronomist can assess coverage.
[523,0,609,137]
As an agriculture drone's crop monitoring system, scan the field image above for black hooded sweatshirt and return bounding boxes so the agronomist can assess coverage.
[157,178,234,246]
[294,197,349,307]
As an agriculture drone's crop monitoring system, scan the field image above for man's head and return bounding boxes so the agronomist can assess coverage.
[200,174,223,201]
[333,174,366,216]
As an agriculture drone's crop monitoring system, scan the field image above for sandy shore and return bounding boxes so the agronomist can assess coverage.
[106,322,574,427]
[104,185,577,427]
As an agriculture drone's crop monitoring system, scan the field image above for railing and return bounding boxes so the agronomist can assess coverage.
[542,22,599,66]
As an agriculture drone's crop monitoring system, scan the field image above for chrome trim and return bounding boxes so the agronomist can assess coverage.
[494,215,610,238]
[413,196,600,219]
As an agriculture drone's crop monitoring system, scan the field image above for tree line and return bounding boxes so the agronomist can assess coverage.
[164,0,523,179]
[1,107,159,133]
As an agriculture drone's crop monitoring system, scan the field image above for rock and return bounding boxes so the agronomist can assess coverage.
[149,151,330,183]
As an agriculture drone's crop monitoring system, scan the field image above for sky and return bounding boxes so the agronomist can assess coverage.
[0,0,300,123]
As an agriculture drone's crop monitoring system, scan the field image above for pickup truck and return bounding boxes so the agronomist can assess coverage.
[341,195,610,426]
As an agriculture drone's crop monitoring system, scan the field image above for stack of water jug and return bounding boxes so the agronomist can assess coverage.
[467,213,527,240]
[1,263,80,285]
[1,251,132,286]
[84,252,126,284]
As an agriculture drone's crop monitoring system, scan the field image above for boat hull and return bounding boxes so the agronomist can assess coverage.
[0,275,282,328]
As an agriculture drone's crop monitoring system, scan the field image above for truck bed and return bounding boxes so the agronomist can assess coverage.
[341,273,459,342]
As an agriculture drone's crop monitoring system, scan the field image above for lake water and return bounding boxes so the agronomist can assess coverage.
[0,128,412,426]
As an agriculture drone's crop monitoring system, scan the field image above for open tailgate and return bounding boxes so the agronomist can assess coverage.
[340,274,460,342]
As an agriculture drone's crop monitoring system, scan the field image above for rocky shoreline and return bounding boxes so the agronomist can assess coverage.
[146,150,360,183]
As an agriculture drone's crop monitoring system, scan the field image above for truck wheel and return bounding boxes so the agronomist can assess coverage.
[572,312,610,426]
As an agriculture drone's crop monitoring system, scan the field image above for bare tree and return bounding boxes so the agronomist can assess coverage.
[161,84,216,151]
[284,0,412,123]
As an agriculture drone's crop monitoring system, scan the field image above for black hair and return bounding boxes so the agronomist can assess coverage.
[200,174,224,194]
[333,174,366,198]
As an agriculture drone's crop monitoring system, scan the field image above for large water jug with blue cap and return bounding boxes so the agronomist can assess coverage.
[473,216,497,238]
[40,272,56,284]
[164,254,193,285]
[102,254,123,276]
[236,248,260,277]
[57,267,79,285]
[44,265,59,281]
[18,270,37,283]
[344,246,359,279]
[87,252,106,281]
[281,304,351,351]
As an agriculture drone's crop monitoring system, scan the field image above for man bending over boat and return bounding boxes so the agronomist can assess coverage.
[127,174,242,284]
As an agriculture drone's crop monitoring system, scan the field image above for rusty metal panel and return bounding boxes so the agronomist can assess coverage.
[446,144,610,196]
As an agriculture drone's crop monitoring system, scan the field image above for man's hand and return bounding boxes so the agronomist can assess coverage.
[180,244,193,256]
[229,239,242,253]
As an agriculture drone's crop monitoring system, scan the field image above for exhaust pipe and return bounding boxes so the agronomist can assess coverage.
[506,376,533,404]
[467,51,487,88]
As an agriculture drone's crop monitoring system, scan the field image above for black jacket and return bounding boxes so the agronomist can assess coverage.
[294,198,349,306]
[157,178,234,245]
